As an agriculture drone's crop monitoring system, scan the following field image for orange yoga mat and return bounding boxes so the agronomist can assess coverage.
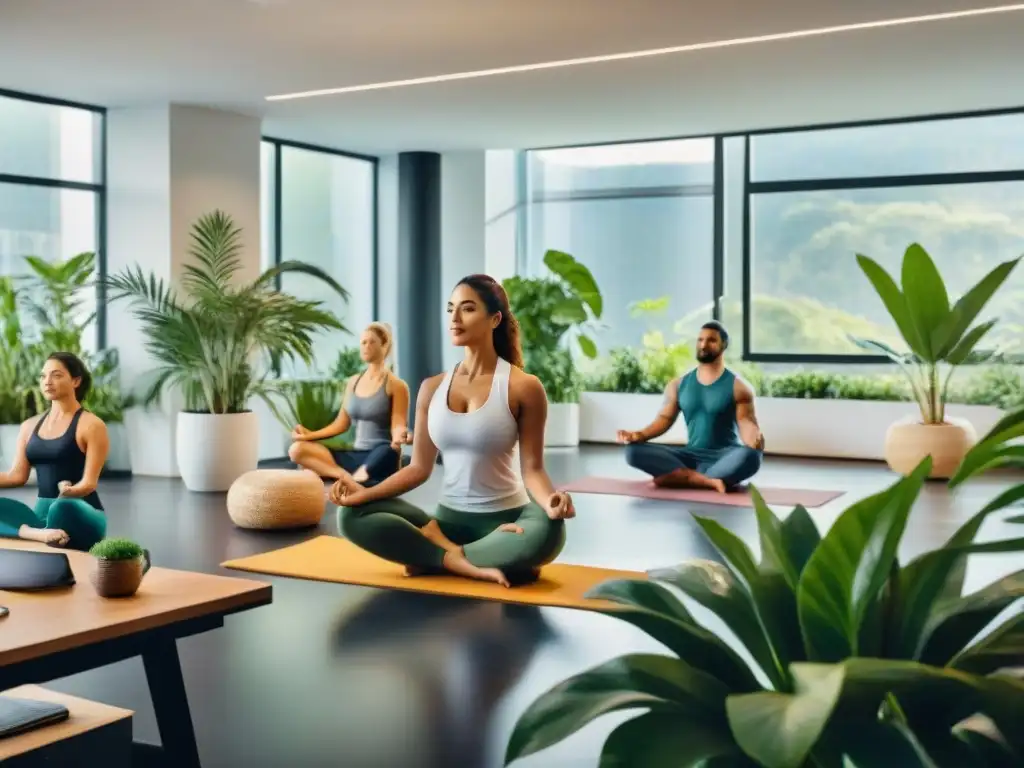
[221,535,645,610]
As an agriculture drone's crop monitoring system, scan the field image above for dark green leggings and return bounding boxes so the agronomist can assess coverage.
[0,497,107,552]
[338,498,566,575]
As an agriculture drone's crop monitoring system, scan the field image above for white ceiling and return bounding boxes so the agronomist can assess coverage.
[1,0,1023,154]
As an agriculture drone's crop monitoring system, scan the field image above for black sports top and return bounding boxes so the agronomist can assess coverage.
[23,409,103,510]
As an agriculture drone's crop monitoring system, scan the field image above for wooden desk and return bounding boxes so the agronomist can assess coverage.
[0,539,272,767]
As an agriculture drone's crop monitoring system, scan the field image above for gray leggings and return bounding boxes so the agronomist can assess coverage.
[625,442,762,488]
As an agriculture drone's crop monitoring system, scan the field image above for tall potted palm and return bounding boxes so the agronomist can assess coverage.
[103,210,349,491]
[503,249,603,447]
[852,244,1020,478]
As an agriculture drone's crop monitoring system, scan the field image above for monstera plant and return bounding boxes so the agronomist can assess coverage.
[851,244,1020,478]
[505,454,1024,767]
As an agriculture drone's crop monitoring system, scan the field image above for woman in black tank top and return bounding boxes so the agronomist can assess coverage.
[0,352,109,551]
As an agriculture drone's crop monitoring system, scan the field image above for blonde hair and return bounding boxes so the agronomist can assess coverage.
[366,322,395,369]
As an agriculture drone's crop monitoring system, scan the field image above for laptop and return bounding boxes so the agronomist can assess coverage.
[0,696,70,739]
[0,549,76,591]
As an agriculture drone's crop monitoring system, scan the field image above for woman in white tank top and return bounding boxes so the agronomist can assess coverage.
[329,274,575,587]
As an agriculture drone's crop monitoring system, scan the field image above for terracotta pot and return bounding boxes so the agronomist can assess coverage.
[89,550,152,598]
[884,416,978,479]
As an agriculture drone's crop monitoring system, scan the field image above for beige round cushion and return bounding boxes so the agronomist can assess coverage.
[227,469,325,530]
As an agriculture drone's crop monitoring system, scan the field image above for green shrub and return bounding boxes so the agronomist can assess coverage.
[331,347,364,380]
[526,348,582,404]
[90,537,145,560]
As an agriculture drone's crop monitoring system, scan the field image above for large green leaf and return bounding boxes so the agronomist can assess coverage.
[797,458,931,661]
[551,297,588,325]
[586,579,761,692]
[827,659,1024,743]
[894,535,1024,659]
[949,446,1024,488]
[598,711,747,767]
[944,319,997,366]
[780,505,821,577]
[750,487,800,590]
[576,333,598,359]
[855,253,927,358]
[648,562,784,690]
[504,653,727,765]
[933,256,1021,358]
[950,407,1024,487]
[543,249,603,317]
[900,243,950,361]
[916,570,1024,666]
[726,663,846,768]
[950,612,1024,676]
[692,516,761,586]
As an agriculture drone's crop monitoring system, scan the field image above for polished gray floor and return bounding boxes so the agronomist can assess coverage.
[8,446,1022,768]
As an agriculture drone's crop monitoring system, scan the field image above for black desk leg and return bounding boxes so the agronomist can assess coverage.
[142,637,202,768]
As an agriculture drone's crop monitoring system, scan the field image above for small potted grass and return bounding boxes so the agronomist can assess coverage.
[88,538,152,598]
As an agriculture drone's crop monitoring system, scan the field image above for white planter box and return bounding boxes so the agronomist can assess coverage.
[580,392,688,445]
[579,392,1005,461]
[176,411,260,492]
[546,403,580,447]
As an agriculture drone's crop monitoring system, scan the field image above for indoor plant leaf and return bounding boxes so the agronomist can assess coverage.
[855,253,927,358]
[551,297,588,325]
[779,504,821,577]
[916,569,1024,666]
[726,663,846,768]
[749,487,800,590]
[944,319,998,366]
[648,561,785,690]
[950,406,1024,487]
[504,653,729,765]
[543,248,603,317]
[892,533,1024,660]
[933,256,1021,358]
[899,243,949,361]
[692,516,761,586]
[949,612,1024,676]
[797,457,931,661]
[598,711,748,767]
[832,716,941,768]
[577,333,599,359]
[586,579,761,692]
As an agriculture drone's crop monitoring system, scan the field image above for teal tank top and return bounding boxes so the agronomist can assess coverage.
[677,369,741,451]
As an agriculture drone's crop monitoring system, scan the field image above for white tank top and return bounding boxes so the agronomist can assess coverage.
[426,357,530,513]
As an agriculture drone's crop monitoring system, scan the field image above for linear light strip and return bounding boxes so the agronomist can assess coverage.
[266,3,1024,101]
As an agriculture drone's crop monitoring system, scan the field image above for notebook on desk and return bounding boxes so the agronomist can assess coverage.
[0,696,70,739]
[0,549,76,591]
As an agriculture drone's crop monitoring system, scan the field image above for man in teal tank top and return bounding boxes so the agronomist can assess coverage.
[617,321,764,492]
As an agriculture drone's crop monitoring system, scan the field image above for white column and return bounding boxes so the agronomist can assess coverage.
[106,105,262,476]
[440,151,486,370]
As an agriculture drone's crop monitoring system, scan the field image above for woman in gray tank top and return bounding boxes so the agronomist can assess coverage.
[288,323,413,486]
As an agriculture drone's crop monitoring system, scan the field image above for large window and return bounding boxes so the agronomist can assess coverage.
[261,139,377,374]
[745,113,1024,362]
[0,91,104,351]
[522,138,716,356]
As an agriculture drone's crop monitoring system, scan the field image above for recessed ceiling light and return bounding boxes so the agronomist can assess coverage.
[266,3,1024,101]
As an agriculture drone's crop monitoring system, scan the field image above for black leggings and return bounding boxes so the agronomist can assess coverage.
[331,444,402,485]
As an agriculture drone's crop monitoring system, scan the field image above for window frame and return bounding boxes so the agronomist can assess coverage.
[0,87,106,349]
[260,136,380,320]
[523,104,1024,365]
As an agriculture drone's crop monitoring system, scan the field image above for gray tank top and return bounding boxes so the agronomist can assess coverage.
[346,373,392,450]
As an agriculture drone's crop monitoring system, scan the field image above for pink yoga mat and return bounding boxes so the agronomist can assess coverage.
[560,476,844,509]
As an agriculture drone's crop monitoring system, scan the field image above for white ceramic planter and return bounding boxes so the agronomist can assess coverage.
[176,411,260,492]
[545,403,581,448]
[0,424,19,468]
[104,422,132,473]
[579,392,1005,461]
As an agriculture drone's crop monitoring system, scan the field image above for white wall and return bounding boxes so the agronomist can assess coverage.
[106,105,264,475]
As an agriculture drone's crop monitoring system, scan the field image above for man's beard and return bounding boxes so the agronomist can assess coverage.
[696,349,721,364]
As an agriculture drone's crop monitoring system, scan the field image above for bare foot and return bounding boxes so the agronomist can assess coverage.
[421,520,464,556]
[442,551,510,587]
[710,479,727,493]
[21,527,70,547]
[352,466,370,483]
[405,565,429,577]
